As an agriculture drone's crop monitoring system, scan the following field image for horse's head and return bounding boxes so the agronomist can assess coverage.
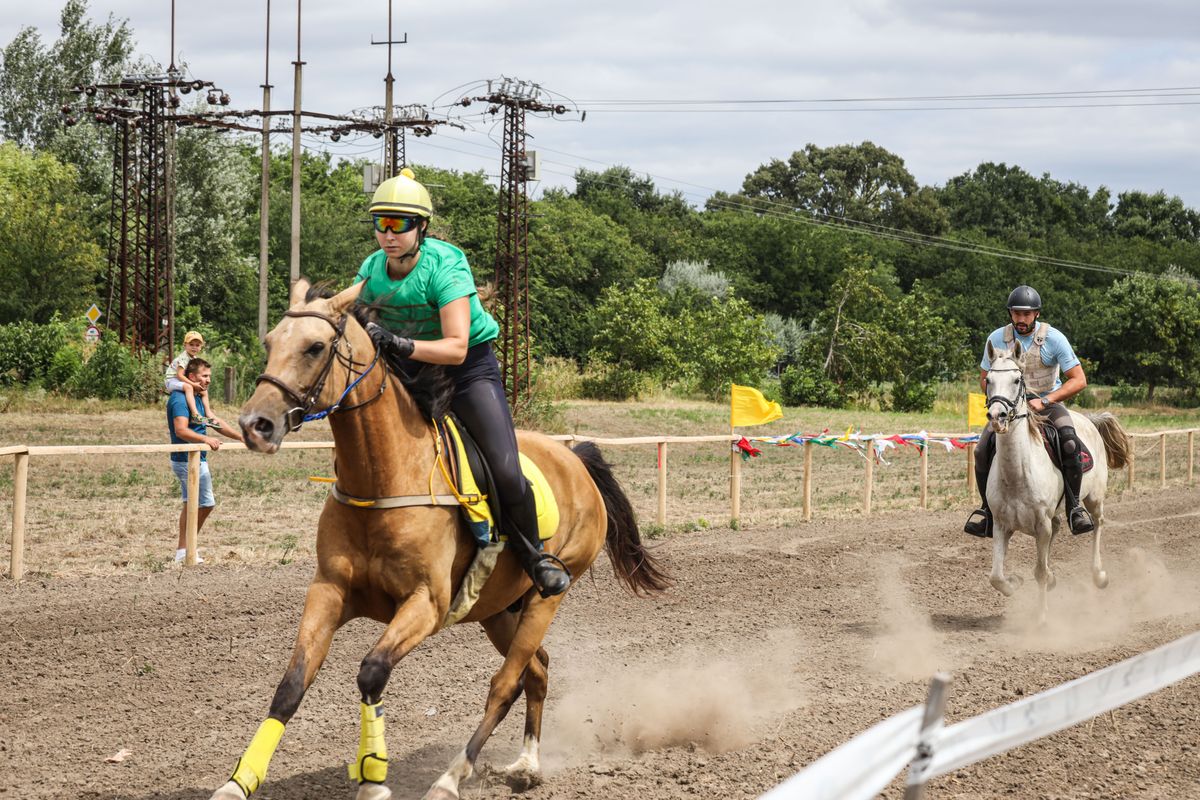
[984,339,1027,434]
[240,279,371,453]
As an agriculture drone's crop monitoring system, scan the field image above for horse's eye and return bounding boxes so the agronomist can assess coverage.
[305,342,326,357]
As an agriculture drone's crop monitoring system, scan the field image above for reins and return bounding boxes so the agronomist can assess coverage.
[255,309,388,433]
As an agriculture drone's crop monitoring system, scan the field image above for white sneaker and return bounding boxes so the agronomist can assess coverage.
[174,548,205,564]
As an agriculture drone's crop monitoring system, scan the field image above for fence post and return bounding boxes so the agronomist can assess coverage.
[1160,433,1167,489]
[966,442,976,498]
[9,451,29,580]
[224,365,236,405]
[863,441,874,515]
[656,441,667,527]
[903,672,953,800]
[185,450,200,565]
[730,442,741,527]
[919,443,929,510]
[1189,430,1195,486]
[803,441,813,522]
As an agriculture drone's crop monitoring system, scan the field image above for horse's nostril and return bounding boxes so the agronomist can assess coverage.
[253,417,275,438]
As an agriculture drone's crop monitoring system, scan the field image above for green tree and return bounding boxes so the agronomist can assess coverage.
[1111,190,1200,243]
[1099,269,1200,400]
[718,142,941,233]
[0,143,104,324]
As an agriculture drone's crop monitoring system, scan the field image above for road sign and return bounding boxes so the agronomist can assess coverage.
[86,304,102,324]
[85,325,101,343]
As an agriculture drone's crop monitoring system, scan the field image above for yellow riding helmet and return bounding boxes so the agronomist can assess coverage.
[369,167,433,218]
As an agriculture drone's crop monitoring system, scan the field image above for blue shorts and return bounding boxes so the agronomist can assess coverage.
[171,459,216,508]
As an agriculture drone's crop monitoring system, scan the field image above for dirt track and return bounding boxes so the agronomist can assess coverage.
[2,484,1199,800]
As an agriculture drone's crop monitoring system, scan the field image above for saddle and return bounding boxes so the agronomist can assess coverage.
[1040,422,1095,474]
[433,415,559,547]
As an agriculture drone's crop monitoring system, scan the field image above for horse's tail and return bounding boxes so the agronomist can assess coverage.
[1088,412,1132,469]
[572,441,672,596]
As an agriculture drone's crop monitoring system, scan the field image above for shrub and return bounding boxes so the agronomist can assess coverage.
[1111,382,1146,406]
[45,346,83,392]
[533,356,583,401]
[889,379,937,413]
[72,336,137,400]
[781,364,845,408]
[0,318,69,385]
[580,363,651,401]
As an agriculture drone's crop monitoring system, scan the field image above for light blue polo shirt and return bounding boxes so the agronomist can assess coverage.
[980,324,1080,391]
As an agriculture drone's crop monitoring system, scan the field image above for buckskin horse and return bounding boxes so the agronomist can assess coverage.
[210,280,670,800]
[982,341,1131,624]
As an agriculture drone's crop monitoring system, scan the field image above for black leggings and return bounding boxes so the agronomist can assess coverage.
[444,343,527,504]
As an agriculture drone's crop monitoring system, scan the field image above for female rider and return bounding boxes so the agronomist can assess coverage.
[355,168,570,597]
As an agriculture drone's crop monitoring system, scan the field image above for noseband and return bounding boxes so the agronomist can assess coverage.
[255,309,387,432]
[986,367,1028,423]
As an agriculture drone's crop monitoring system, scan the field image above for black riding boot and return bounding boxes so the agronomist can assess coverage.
[1059,432,1095,535]
[503,482,570,597]
[964,431,995,538]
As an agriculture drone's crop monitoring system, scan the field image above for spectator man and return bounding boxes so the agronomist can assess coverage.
[168,357,243,563]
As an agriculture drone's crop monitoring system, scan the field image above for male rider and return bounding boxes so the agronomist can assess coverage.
[964,285,1094,538]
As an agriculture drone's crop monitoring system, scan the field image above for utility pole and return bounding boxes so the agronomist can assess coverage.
[258,0,273,340]
[372,0,408,178]
[289,0,304,289]
[461,78,570,407]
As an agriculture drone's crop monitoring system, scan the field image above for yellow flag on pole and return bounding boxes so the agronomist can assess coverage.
[967,392,988,428]
[731,384,783,428]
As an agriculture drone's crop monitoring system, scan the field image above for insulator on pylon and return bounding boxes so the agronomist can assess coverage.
[372,130,383,139]
[126,87,138,96]
[459,97,470,106]
[94,113,106,123]
[85,86,97,96]
[488,105,499,114]
[192,80,204,91]
[64,116,77,126]
[206,93,218,104]
[71,84,84,95]
[61,104,72,114]
[169,95,181,108]
[554,105,566,114]
[180,84,191,95]
[330,132,341,142]
[220,93,230,105]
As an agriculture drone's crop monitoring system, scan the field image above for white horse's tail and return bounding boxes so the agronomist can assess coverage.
[1087,412,1131,469]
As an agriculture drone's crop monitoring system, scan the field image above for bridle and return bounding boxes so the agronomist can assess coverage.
[255,309,387,432]
[985,365,1028,424]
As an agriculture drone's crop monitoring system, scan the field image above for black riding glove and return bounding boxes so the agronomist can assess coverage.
[365,322,415,359]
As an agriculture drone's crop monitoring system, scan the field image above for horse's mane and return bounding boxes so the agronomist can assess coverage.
[303,281,454,421]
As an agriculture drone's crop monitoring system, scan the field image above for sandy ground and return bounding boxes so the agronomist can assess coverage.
[2,481,1200,799]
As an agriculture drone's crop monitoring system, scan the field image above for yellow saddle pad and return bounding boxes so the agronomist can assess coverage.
[441,417,559,547]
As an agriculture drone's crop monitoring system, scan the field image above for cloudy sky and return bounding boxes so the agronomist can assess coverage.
[5,0,1200,209]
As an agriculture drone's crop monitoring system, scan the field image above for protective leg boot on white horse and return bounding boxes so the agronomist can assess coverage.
[980,342,1130,623]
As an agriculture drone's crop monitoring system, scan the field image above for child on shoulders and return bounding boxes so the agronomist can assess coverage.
[164,330,220,428]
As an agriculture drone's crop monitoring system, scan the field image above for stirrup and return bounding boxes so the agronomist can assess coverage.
[1068,506,1095,535]
[964,508,992,538]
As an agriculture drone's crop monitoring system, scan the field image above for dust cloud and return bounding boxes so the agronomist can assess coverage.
[866,560,948,680]
[545,630,805,763]
[1003,545,1200,652]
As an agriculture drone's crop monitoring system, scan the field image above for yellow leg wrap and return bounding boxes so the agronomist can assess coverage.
[348,701,389,784]
[230,718,286,797]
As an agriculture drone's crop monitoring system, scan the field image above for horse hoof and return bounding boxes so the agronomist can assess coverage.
[504,765,543,791]
[1094,570,1109,589]
[1047,573,1057,591]
[210,782,248,800]
[990,576,1017,597]
[356,783,393,800]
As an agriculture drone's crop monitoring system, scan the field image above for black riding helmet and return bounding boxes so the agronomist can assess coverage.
[1007,285,1042,311]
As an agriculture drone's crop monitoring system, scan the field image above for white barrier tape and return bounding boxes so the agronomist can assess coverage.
[759,706,923,800]
[926,629,1200,778]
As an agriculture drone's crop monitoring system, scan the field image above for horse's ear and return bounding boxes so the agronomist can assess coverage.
[1013,340,1024,362]
[289,278,311,308]
[329,281,365,315]
[986,340,995,362]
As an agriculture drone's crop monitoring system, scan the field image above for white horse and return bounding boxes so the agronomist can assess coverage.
[983,341,1131,622]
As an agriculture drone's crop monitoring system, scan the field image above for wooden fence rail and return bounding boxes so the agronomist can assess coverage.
[4,428,1197,580]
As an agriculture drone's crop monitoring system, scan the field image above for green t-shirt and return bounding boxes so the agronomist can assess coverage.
[354,238,499,347]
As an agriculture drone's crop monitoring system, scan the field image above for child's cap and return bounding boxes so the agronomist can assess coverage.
[183,331,205,345]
